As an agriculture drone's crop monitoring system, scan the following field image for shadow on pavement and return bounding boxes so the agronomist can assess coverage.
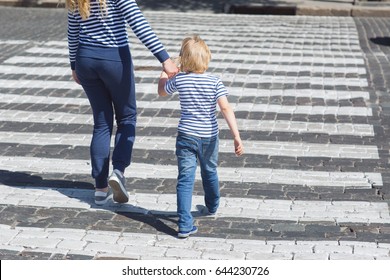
[0,169,178,236]
[370,37,390,47]
[137,0,284,13]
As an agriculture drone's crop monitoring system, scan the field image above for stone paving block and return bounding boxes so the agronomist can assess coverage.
[201,250,246,260]
[329,253,375,260]
[165,247,202,259]
[293,252,329,260]
[83,242,125,254]
[246,252,293,260]
[56,240,87,251]
[82,232,121,244]
[193,240,233,251]
[314,244,353,254]
[9,236,62,249]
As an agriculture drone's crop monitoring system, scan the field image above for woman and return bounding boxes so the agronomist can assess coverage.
[66,0,178,205]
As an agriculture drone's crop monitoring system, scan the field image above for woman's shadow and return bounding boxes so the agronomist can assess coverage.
[370,37,390,47]
[0,169,178,237]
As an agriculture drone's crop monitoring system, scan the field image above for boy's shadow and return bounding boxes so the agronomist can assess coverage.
[370,37,390,47]
[0,170,178,237]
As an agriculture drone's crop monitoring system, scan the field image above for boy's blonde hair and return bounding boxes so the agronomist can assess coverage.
[65,0,107,20]
[179,35,211,73]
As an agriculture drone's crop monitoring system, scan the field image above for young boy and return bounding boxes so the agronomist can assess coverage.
[158,35,244,238]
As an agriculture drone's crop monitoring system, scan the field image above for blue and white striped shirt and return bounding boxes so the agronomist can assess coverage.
[67,0,169,69]
[165,73,228,138]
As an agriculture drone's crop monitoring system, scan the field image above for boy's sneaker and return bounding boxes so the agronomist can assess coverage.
[108,169,129,203]
[178,226,198,238]
[94,188,112,206]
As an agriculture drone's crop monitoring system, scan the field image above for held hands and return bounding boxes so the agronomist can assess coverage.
[234,137,244,156]
[162,58,179,78]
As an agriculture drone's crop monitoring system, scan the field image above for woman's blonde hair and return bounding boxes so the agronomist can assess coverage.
[65,0,107,20]
[179,35,211,73]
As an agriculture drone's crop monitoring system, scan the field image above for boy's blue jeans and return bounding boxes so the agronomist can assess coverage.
[175,133,220,231]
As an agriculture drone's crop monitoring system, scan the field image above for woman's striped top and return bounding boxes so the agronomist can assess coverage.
[67,0,169,69]
[164,72,228,138]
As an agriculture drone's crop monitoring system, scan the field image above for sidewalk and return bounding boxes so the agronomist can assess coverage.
[1,0,390,16]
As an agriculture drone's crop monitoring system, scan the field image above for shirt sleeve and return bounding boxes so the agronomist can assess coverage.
[215,79,228,100]
[67,11,80,70]
[116,0,170,63]
[164,76,177,95]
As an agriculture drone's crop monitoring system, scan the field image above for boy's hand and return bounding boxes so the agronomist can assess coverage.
[234,137,244,156]
[158,71,169,97]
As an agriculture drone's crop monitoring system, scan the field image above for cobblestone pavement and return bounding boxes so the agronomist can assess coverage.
[0,6,390,260]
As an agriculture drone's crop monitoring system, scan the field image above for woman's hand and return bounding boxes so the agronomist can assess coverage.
[162,58,179,78]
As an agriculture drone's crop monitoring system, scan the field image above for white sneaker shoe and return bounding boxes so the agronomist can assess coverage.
[94,188,112,206]
[108,169,129,203]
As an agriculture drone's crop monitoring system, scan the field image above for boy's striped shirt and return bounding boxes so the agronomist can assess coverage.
[67,0,169,69]
[165,72,228,138]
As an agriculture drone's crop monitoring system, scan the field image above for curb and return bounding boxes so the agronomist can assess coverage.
[0,0,64,8]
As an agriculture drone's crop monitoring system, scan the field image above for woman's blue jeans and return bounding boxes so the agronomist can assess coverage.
[76,50,136,189]
[175,133,220,231]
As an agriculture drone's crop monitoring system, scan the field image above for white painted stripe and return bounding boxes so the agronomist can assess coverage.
[40,40,365,56]
[0,185,389,224]
[23,47,365,65]
[0,66,69,76]
[0,63,367,76]
[0,76,368,91]
[0,79,81,90]
[0,93,90,106]
[0,156,382,187]
[0,40,30,45]
[0,110,375,136]
[2,56,367,75]
[0,132,380,159]
[0,75,368,89]
[1,224,388,259]
[0,93,372,117]
[3,56,69,64]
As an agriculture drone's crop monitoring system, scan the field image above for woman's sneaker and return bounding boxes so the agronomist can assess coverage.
[178,226,198,238]
[108,169,129,203]
[94,188,113,206]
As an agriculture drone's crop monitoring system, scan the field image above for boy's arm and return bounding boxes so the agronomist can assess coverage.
[217,96,244,156]
[158,71,169,97]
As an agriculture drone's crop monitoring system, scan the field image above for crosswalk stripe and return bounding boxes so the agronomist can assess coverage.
[0,132,380,159]
[25,42,366,56]
[1,223,388,260]
[22,47,366,65]
[0,77,368,89]
[2,56,367,76]
[0,109,375,136]
[0,93,373,117]
[1,185,388,223]
[0,64,367,77]
[0,156,382,188]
